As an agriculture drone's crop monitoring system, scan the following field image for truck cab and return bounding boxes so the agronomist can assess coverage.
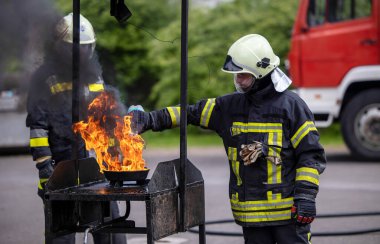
[288,0,380,160]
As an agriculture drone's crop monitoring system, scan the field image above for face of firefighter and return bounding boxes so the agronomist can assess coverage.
[54,41,95,66]
[234,73,255,93]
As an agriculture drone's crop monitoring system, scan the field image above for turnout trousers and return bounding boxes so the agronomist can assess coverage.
[242,223,311,244]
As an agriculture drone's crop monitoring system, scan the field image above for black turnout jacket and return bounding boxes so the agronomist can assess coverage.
[26,57,104,163]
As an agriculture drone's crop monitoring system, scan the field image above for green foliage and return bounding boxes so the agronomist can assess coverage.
[318,123,344,145]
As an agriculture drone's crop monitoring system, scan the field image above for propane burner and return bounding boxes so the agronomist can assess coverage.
[103,169,150,187]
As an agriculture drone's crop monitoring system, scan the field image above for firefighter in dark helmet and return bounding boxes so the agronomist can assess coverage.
[26,13,126,244]
[130,34,326,244]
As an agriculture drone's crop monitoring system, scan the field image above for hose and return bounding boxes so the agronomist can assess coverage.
[188,211,380,237]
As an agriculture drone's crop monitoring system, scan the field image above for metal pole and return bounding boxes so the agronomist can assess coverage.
[72,1,80,167]
[179,0,188,232]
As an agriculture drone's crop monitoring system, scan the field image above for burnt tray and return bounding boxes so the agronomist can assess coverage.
[103,169,150,187]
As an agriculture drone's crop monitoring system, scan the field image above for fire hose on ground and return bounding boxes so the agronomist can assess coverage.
[188,211,380,237]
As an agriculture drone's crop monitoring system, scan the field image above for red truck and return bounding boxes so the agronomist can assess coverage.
[287,0,380,160]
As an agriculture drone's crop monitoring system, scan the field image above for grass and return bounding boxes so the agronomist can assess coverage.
[140,123,344,148]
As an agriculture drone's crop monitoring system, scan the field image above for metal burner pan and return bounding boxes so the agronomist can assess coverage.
[103,169,149,186]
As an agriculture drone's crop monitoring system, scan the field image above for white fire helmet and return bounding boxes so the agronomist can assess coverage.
[222,34,292,92]
[55,13,96,45]
[222,34,280,79]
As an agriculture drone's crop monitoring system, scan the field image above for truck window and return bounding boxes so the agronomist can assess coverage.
[307,0,326,27]
[307,0,372,27]
[328,0,372,23]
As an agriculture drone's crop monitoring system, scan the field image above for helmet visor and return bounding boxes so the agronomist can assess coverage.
[222,55,243,72]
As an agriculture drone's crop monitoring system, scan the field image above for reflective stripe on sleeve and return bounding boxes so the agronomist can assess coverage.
[30,129,48,138]
[296,167,319,185]
[200,98,215,128]
[291,121,317,148]
[167,107,180,127]
[30,138,49,147]
[30,129,49,147]
[89,83,104,92]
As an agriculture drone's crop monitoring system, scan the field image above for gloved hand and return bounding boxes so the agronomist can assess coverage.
[36,158,54,200]
[128,105,151,134]
[291,199,316,224]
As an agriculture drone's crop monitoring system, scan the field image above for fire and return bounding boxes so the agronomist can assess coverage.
[73,91,146,172]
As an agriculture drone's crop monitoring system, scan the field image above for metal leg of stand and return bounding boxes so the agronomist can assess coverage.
[146,200,154,244]
[199,224,206,244]
[44,201,51,244]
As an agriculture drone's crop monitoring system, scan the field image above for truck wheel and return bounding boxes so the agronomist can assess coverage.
[341,89,380,161]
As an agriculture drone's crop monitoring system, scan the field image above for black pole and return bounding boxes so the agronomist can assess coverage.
[179,0,188,232]
[72,1,80,164]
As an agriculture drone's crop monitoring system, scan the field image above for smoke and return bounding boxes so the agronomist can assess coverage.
[0,0,61,90]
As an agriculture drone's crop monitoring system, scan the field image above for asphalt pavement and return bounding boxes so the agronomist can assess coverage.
[1,146,380,244]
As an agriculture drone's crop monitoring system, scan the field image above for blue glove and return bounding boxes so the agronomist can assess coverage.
[127,105,144,113]
[291,199,316,224]
[36,158,54,200]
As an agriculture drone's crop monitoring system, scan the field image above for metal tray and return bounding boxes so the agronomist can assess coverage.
[103,169,149,186]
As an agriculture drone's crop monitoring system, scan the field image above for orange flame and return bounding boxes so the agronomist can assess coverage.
[73,91,145,172]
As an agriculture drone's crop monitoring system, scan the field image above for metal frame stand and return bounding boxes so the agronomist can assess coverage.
[45,158,205,244]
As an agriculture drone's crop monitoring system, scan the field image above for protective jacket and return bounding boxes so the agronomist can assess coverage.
[26,56,105,163]
[144,78,326,227]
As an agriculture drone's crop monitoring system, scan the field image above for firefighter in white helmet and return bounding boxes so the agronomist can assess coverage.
[26,13,126,244]
[53,13,97,65]
[130,34,326,244]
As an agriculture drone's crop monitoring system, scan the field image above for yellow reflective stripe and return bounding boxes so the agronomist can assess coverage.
[38,178,48,189]
[230,194,294,211]
[232,160,242,186]
[267,132,282,184]
[30,138,49,147]
[296,167,319,185]
[227,147,237,161]
[50,82,72,94]
[291,121,317,148]
[232,209,292,222]
[228,147,242,185]
[308,232,312,244]
[267,191,281,200]
[200,98,215,128]
[231,122,282,136]
[89,83,104,92]
[167,107,180,127]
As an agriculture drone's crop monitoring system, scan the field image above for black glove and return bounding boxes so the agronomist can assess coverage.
[291,199,316,224]
[36,158,54,200]
[129,110,151,134]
